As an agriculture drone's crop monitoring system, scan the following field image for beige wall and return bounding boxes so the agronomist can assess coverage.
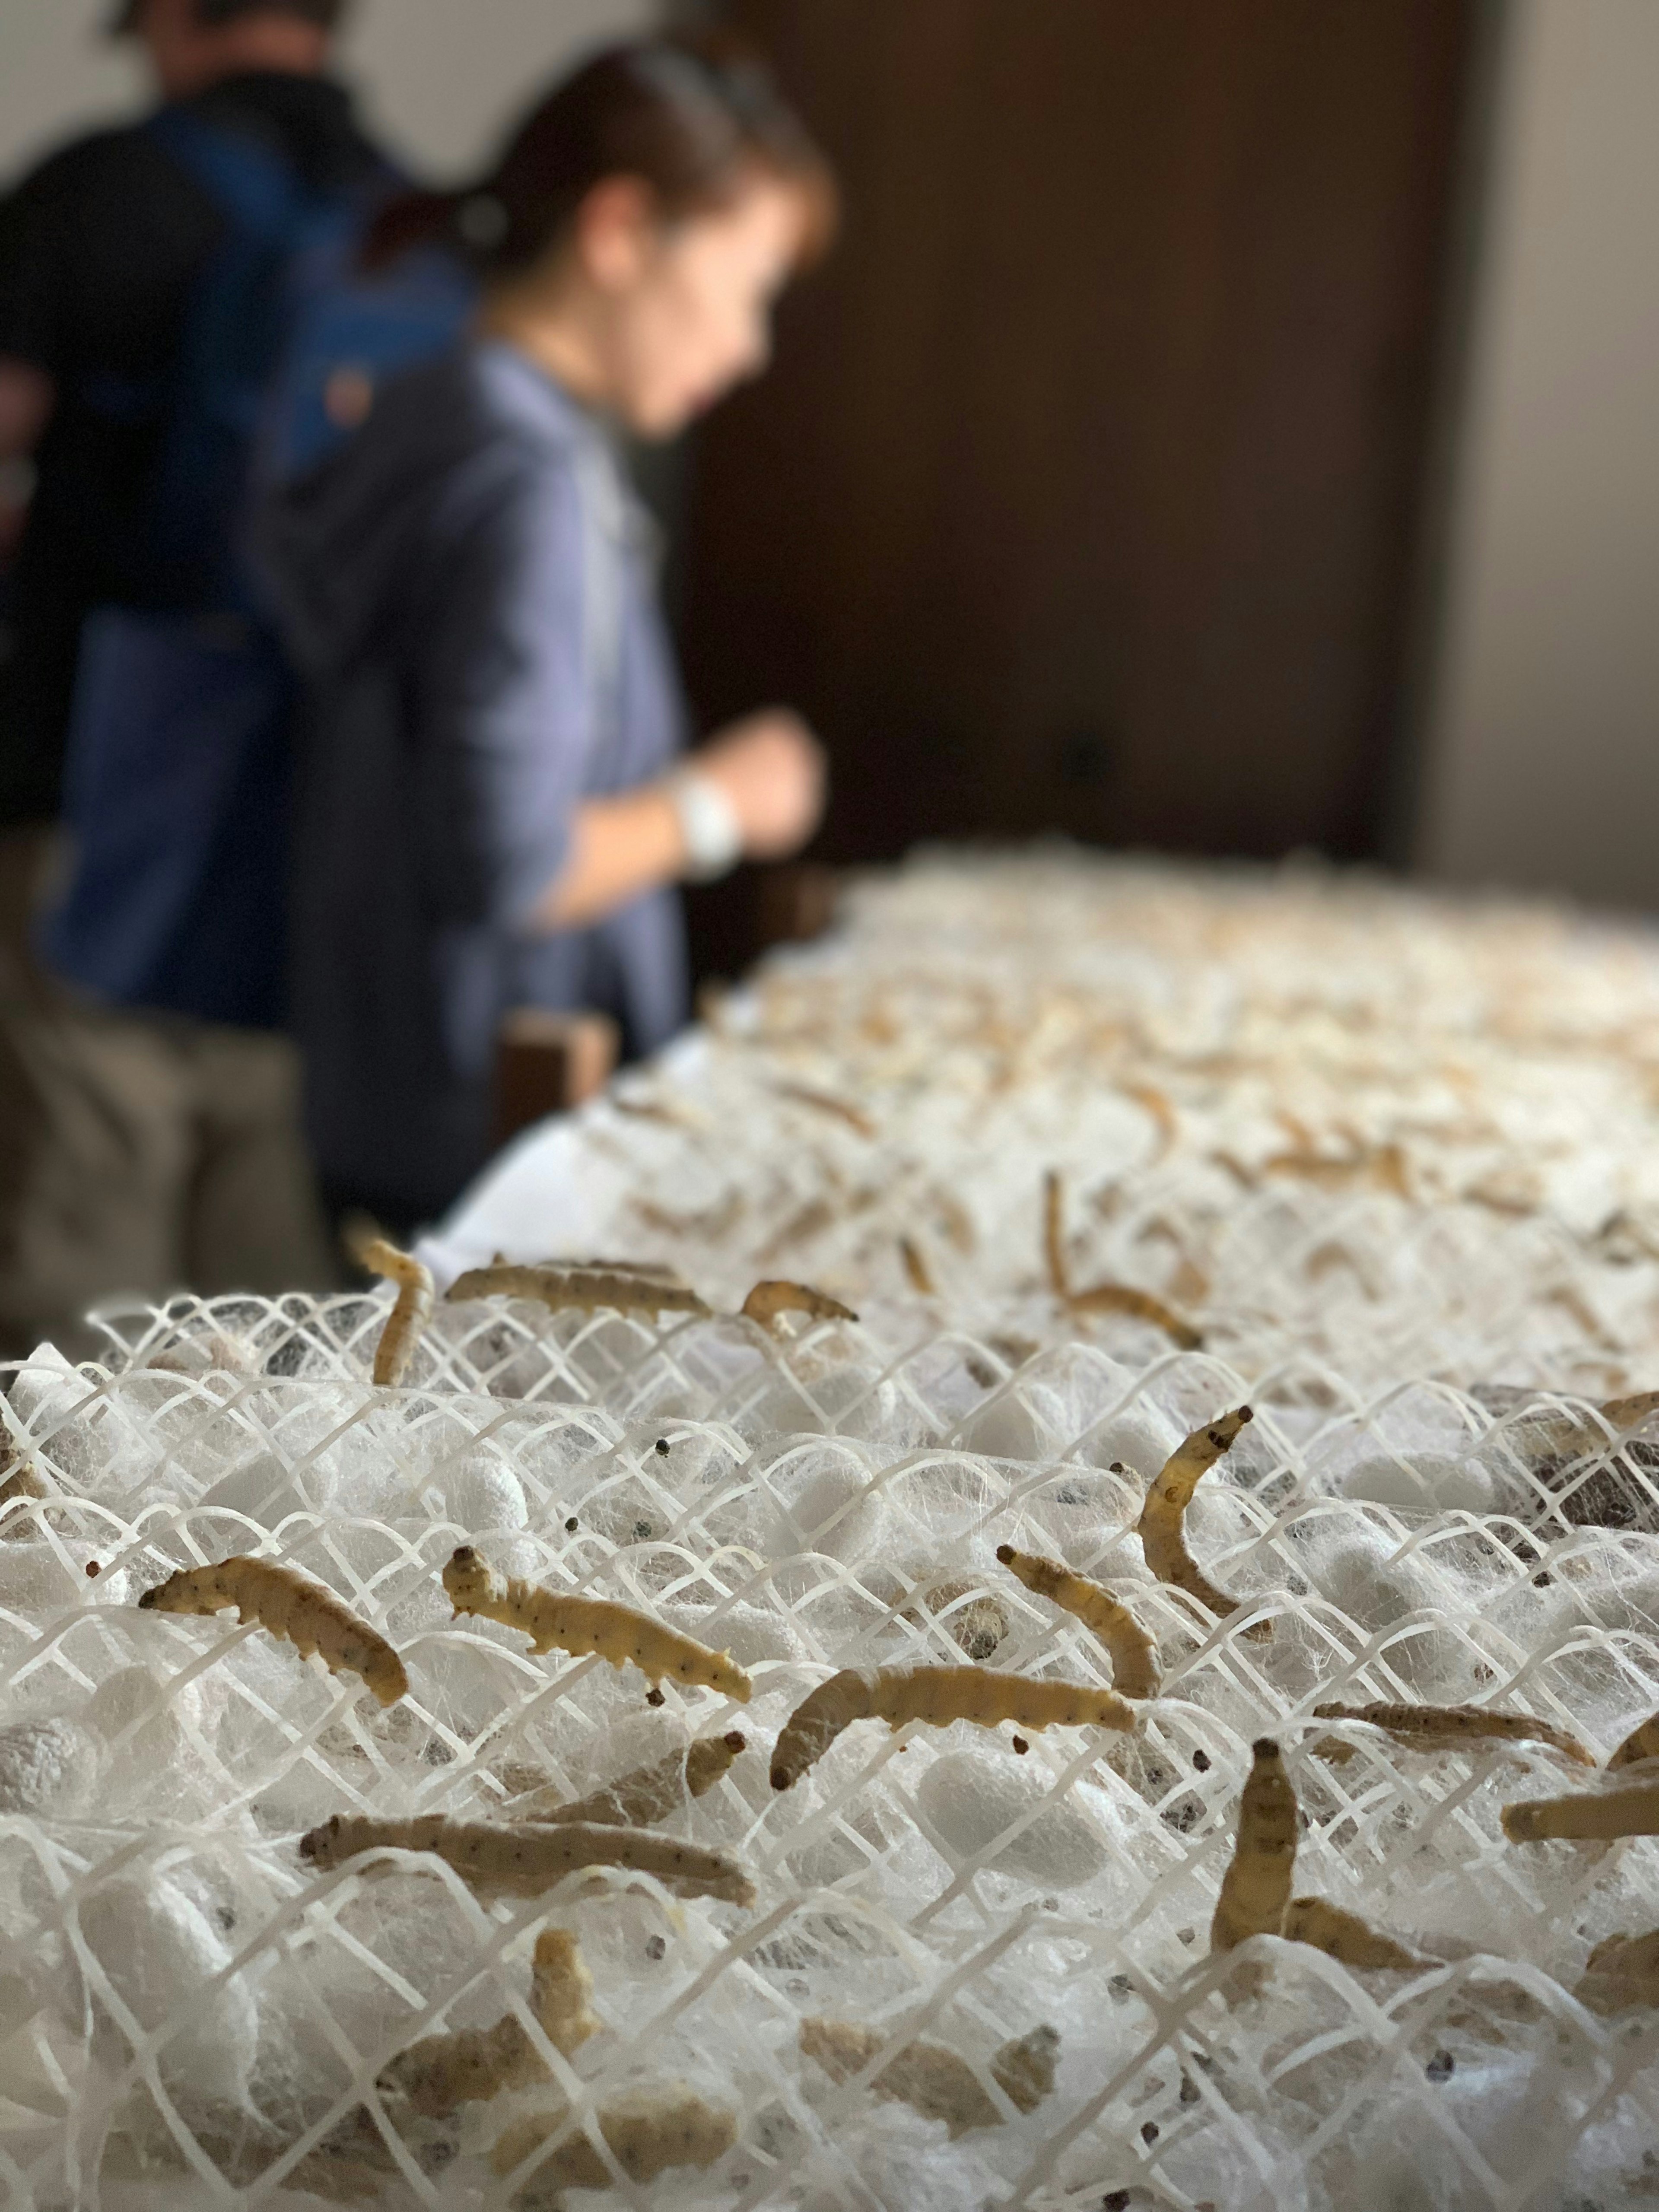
[1416,0,1659,909]
[0,0,655,181]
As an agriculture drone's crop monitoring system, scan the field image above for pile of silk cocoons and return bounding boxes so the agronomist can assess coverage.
[5,849,1659,2211]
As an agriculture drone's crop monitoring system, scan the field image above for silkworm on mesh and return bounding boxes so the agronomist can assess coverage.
[1310,1700,1592,1767]
[740,1280,859,1332]
[442,1547,751,1700]
[297,1813,756,1904]
[1577,1927,1659,2014]
[1042,1170,1070,1297]
[1211,1738,1298,1953]
[772,1080,876,1136]
[446,1262,711,1319]
[1136,1406,1268,1636]
[524,1732,747,1827]
[379,1929,601,2115]
[491,2086,738,2189]
[769,1664,1135,1791]
[355,1235,434,1387]
[1067,1281,1203,1349]
[1502,1783,1659,1843]
[995,1544,1160,1698]
[1609,1706,1659,1771]
[799,2018,1058,2136]
[899,1236,937,1295]
[137,1556,408,1706]
[1042,1171,1201,1346]
[1280,1895,1426,1972]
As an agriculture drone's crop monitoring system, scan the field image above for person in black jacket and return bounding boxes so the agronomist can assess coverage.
[0,0,377,1355]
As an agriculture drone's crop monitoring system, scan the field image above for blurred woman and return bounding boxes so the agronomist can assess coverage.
[258,35,835,1235]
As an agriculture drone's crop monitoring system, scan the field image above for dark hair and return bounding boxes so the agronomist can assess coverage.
[362,29,837,279]
[108,0,349,29]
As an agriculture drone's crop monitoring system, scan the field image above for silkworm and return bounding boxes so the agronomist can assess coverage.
[899,1236,936,1294]
[1065,1282,1204,1349]
[798,2018,1057,2136]
[769,1665,1134,1791]
[1136,1406,1267,1634]
[740,1280,859,1332]
[995,1545,1160,1698]
[1577,1927,1659,2013]
[379,1930,600,2115]
[442,1547,751,1700]
[1609,1707,1659,1771]
[1042,1171,1201,1346]
[491,2086,738,2189]
[355,1236,434,1386]
[1502,1783,1659,1843]
[1281,1895,1426,1972]
[523,1732,747,1827]
[446,1263,711,1319]
[137,1556,408,1706]
[1311,1701,1593,1767]
[298,1813,756,1904]
[772,1081,876,1137]
[1211,1738,1298,1951]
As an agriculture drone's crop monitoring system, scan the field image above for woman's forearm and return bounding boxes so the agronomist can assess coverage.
[533,785,687,930]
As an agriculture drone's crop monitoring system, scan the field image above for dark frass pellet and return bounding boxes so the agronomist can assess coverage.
[646,1687,666,1708]
[1140,2120,1159,2145]
[85,1561,101,1579]
[655,1438,671,1456]
[564,1517,579,1533]
[1192,1747,1210,1772]
[1011,1735,1030,1754]
[645,1934,666,1960]
[1426,2050,1455,2083]
[1104,2195,1131,2212]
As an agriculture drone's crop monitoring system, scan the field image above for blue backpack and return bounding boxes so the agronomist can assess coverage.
[42,107,471,1029]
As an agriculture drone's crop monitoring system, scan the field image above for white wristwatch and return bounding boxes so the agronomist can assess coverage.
[666,767,744,883]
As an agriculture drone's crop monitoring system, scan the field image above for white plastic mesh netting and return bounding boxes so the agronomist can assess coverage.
[6,850,1659,2211]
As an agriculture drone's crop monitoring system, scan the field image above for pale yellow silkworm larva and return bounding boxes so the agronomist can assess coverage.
[740,1279,859,1332]
[899,1235,937,1295]
[1502,1783,1659,1843]
[298,1813,756,1905]
[1136,1405,1268,1636]
[995,1545,1160,1699]
[769,1664,1135,1792]
[378,1929,601,2116]
[1211,1738,1298,1952]
[798,2018,1058,2136]
[522,1731,747,1827]
[1280,1895,1427,1973]
[1609,1705,1659,1771]
[492,2088,737,2197]
[1576,1928,1659,2014]
[138,1556,408,1706]
[1042,1170,1202,1348]
[1311,1700,1594,1768]
[355,1236,434,1387]
[442,1547,752,1701]
[446,1262,711,1319]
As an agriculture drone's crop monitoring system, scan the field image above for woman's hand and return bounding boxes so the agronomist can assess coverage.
[535,709,827,931]
[691,709,826,858]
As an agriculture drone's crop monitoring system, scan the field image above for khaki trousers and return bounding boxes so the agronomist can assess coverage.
[0,826,339,1359]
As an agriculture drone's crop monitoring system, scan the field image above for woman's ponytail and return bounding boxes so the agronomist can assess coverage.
[362,29,836,279]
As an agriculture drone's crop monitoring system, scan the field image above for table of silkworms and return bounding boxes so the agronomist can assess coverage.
[8,850,1659,2212]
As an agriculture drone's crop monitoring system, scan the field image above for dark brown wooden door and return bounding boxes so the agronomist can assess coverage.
[676,0,1473,887]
